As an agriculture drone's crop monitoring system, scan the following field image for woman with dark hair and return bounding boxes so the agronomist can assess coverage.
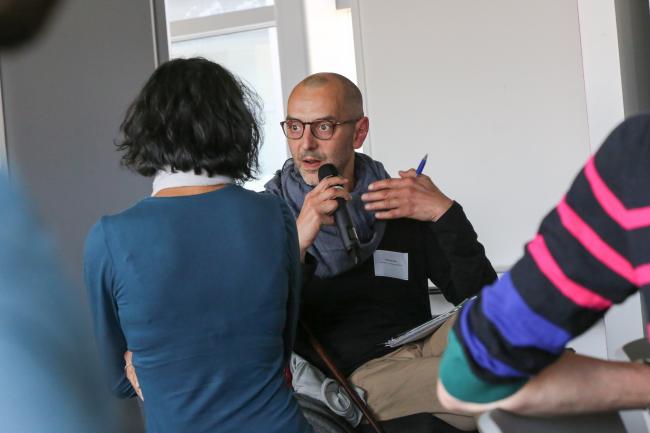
[84,58,312,433]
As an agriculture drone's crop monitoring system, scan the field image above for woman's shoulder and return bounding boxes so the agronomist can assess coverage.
[229,185,289,214]
[84,197,151,245]
[225,188,296,239]
[86,186,291,241]
[83,216,111,266]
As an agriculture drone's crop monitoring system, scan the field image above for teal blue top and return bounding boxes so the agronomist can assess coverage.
[84,185,312,433]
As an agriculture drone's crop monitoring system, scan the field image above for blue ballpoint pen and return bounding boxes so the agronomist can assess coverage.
[415,153,428,176]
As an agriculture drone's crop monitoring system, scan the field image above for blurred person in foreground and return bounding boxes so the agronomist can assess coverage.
[84,57,313,433]
[1,0,115,432]
[438,114,650,416]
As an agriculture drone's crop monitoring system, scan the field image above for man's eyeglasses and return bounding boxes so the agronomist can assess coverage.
[280,118,360,140]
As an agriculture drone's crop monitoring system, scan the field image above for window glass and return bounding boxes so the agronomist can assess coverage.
[171,27,287,191]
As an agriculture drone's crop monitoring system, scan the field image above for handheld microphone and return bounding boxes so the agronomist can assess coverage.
[318,164,361,265]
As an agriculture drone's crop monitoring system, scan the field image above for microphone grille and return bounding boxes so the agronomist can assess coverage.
[318,163,338,181]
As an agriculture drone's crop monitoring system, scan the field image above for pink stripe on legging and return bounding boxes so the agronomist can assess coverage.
[585,157,650,230]
[528,234,612,310]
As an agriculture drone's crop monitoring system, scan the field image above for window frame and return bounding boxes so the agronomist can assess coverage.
[164,0,309,109]
[0,73,7,173]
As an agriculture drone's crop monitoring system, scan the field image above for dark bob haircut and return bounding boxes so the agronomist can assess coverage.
[117,57,262,181]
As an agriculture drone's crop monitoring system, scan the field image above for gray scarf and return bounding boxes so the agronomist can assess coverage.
[265,153,390,277]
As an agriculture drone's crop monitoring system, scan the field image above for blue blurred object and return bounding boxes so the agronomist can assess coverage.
[0,173,115,433]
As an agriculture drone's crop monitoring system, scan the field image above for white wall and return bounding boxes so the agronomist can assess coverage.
[354,0,592,271]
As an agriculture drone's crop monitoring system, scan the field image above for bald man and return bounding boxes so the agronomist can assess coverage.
[265,73,497,430]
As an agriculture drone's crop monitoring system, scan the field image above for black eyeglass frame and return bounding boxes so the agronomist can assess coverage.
[279,118,361,140]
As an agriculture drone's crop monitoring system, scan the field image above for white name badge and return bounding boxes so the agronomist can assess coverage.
[373,250,409,281]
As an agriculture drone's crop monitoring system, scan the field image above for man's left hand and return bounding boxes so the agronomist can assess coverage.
[362,168,453,221]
